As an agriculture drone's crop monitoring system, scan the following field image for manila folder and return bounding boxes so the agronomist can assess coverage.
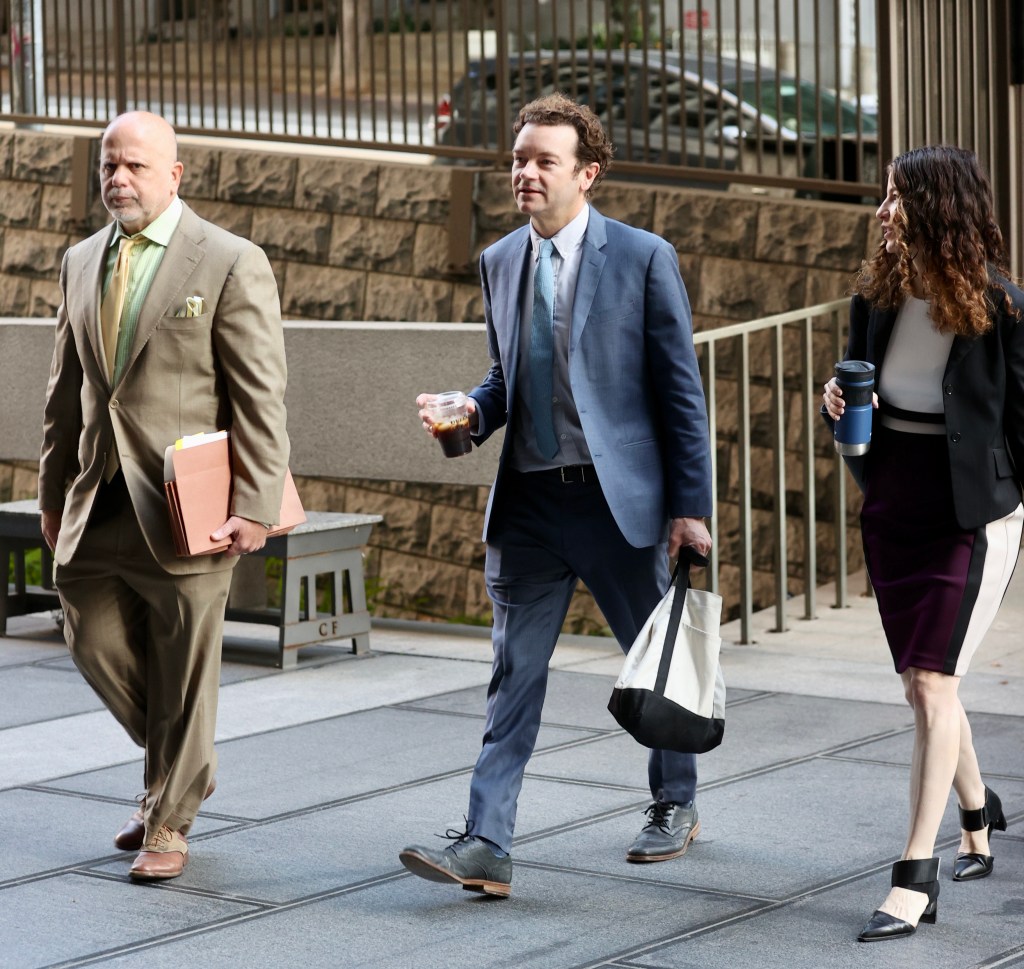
[164,435,305,557]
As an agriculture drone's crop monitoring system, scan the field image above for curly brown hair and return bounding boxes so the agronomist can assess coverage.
[513,92,614,197]
[855,145,1017,335]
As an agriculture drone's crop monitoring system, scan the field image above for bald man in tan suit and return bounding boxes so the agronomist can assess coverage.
[39,112,290,881]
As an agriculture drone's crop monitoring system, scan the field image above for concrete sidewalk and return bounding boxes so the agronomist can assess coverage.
[2,572,1022,969]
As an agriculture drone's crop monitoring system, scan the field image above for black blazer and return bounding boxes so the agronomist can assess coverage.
[843,275,1024,530]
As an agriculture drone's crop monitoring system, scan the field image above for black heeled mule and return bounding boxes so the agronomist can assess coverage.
[858,858,940,943]
[954,786,1007,881]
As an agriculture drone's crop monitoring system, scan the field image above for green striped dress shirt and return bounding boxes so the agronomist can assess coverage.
[102,197,183,384]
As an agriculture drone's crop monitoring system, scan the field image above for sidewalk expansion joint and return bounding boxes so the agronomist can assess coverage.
[31,869,414,969]
[513,858,778,903]
[969,942,1024,969]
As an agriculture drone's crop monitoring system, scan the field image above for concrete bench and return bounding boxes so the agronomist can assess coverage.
[0,499,60,634]
[0,499,382,669]
[228,510,383,668]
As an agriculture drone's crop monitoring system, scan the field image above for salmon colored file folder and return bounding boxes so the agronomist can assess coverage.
[163,431,305,557]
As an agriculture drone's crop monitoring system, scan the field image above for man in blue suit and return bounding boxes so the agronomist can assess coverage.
[401,94,713,898]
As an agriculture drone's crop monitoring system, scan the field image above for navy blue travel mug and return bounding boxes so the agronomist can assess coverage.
[833,361,875,456]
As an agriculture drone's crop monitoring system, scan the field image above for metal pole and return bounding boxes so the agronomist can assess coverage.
[11,0,45,117]
[113,0,127,116]
[801,316,817,621]
[830,309,849,610]
[875,0,899,178]
[737,332,754,644]
[991,0,1019,278]
[704,342,720,597]
[494,0,510,160]
[770,325,788,633]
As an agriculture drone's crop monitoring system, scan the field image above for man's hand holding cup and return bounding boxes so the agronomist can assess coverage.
[416,391,476,458]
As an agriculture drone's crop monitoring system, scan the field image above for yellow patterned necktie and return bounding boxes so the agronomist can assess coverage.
[100,235,137,382]
[100,235,137,481]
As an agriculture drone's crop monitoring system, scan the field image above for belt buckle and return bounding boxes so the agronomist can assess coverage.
[560,465,583,484]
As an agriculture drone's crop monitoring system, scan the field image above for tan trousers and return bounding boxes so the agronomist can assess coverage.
[56,487,233,838]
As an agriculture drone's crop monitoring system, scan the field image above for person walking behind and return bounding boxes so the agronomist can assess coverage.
[823,145,1023,942]
[39,111,291,881]
[400,93,713,899]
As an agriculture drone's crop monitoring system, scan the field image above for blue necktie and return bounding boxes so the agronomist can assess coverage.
[529,239,558,459]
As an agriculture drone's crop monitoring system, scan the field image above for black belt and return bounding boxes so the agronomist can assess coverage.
[528,464,595,484]
[877,398,945,424]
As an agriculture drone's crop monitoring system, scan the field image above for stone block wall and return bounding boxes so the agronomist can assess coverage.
[292,475,609,632]
[0,128,873,330]
[0,461,39,504]
[0,127,873,629]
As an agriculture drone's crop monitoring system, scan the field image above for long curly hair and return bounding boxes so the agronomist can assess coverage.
[855,145,1017,335]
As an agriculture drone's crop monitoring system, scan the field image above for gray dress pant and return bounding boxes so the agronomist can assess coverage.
[468,467,698,852]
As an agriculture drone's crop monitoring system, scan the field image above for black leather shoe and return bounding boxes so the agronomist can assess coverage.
[954,787,1006,881]
[626,801,700,863]
[400,831,512,898]
[858,858,939,942]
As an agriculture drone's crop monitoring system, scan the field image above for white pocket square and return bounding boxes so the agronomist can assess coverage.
[175,296,205,318]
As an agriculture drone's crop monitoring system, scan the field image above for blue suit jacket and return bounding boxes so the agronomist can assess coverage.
[470,208,713,549]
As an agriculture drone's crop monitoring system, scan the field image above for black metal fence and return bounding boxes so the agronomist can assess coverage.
[878,0,1023,276]
[3,0,881,199]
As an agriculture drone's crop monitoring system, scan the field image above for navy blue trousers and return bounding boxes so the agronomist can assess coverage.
[468,467,698,852]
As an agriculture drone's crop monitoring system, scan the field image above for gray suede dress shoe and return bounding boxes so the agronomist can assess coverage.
[626,801,700,862]
[400,834,512,897]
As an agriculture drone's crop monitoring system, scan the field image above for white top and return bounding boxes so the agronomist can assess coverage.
[877,297,953,435]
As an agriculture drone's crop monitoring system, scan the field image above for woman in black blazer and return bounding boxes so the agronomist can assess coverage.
[824,146,1024,943]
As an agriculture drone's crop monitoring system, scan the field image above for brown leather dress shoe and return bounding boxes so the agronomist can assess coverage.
[129,826,188,881]
[114,777,217,852]
[114,808,146,851]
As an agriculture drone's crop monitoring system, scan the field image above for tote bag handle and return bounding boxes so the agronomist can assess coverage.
[653,546,709,695]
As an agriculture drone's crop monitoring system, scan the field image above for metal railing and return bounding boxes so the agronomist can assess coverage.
[1,302,856,640]
[2,0,881,199]
[696,296,853,643]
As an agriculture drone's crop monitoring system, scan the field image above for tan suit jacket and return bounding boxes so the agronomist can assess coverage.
[39,201,290,575]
